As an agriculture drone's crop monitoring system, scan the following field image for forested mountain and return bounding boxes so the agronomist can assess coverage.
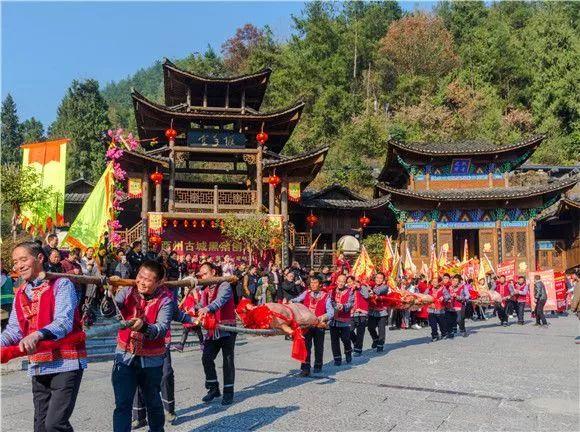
[5,1,578,189]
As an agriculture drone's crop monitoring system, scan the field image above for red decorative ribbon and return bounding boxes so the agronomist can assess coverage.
[1,331,86,364]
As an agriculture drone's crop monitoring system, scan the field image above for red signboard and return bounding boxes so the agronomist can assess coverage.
[159,226,274,264]
[528,269,557,312]
[497,259,516,281]
[554,272,567,313]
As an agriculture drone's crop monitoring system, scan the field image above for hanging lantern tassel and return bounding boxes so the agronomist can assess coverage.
[173,219,179,228]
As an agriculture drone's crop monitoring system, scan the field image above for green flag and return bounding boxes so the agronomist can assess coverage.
[63,163,113,249]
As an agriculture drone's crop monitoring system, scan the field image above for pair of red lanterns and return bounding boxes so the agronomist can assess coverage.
[305,212,371,228]
[162,126,268,146]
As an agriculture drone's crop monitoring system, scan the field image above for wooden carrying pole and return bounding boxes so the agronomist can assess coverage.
[42,272,237,289]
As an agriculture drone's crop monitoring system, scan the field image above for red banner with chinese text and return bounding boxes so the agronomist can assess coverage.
[554,272,567,312]
[497,259,516,281]
[159,226,274,264]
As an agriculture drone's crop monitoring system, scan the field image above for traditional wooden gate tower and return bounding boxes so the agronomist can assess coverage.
[119,59,328,265]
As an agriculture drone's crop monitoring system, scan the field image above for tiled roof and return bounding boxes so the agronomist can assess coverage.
[377,174,578,202]
[65,193,91,204]
[300,194,391,210]
[389,134,545,157]
[263,146,329,168]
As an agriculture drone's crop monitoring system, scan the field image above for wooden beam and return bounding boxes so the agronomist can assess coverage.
[162,212,272,220]
[141,170,150,252]
[175,168,247,175]
[173,146,258,155]
[268,183,275,214]
[168,137,175,212]
[225,84,230,109]
[256,146,263,213]
[203,83,208,107]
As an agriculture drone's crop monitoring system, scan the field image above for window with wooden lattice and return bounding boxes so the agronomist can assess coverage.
[419,233,429,258]
[504,232,515,258]
[538,251,549,270]
[516,232,527,257]
[407,233,418,257]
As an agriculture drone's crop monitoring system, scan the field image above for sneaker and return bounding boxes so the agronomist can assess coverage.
[299,369,310,377]
[166,412,178,425]
[345,353,352,364]
[353,351,362,357]
[131,419,147,430]
[461,331,467,338]
[371,339,378,349]
[431,336,440,342]
[221,393,234,406]
[502,322,508,327]
[202,387,221,403]
[412,324,421,330]
[376,345,384,352]
[313,366,322,374]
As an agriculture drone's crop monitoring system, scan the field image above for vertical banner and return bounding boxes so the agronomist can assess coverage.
[497,259,516,281]
[528,269,557,311]
[127,177,143,198]
[554,272,567,312]
[20,138,69,231]
[148,212,163,235]
[288,182,301,202]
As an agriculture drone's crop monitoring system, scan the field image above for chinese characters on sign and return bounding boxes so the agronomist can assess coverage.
[186,131,247,148]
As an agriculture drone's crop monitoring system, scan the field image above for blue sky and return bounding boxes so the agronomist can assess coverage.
[2,1,436,128]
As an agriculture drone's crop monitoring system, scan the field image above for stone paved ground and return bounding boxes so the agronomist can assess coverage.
[2,314,579,431]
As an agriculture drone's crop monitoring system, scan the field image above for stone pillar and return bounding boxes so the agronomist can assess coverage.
[141,170,150,253]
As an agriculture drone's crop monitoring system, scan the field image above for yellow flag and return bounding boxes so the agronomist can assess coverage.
[381,236,394,276]
[20,139,69,231]
[352,245,375,283]
[63,163,114,249]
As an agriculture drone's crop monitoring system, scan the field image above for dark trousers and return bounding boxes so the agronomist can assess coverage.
[330,325,352,361]
[428,313,447,338]
[496,303,508,324]
[32,369,83,432]
[445,310,458,333]
[1,303,12,331]
[367,315,387,348]
[179,326,204,347]
[535,299,547,325]
[202,334,236,393]
[516,302,526,324]
[301,327,325,371]
[133,349,174,421]
[112,361,164,432]
[506,300,517,316]
[350,315,367,353]
[456,306,466,333]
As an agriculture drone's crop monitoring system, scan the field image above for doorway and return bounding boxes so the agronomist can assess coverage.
[452,229,480,261]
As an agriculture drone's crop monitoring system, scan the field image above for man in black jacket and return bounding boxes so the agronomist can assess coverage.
[126,241,145,278]
[533,275,549,327]
[281,272,303,302]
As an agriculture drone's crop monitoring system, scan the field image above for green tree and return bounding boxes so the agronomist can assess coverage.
[1,164,56,242]
[362,233,386,266]
[19,117,45,144]
[1,94,22,164]
[50,79,111,181]
[221,214,282,263]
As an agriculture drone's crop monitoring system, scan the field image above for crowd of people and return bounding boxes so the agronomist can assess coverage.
[1,235,579,432]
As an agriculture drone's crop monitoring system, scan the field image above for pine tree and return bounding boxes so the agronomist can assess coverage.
[19,117,45,144]
[1,94,22,164]
[50,79,111,182]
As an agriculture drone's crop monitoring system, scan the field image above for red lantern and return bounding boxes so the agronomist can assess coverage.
[162,219,168,228]
[173,219,178,228]
[359,214,371,228]
[268,174,281,187]
[200,220,206,228]
[219,219,224,229]
[211,220,216,229]
[184,220,189,228]
[306,212,319,228]
[192,220,197,228]
[165,128,178,140]
[150,170,163,186]
[149,234,162,246]
[256,131,268,145]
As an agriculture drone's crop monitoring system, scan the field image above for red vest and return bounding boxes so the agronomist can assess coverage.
[303,291,328,317]
[451,284,463,310]
[352,288,369,315]
[430,286,446,311]
[14,279,86,364]
[180,290,201,329]
[117,287,171,357]
[332,288,352,322]
[369,285,389,312]
[514,282,528,302]
[202,283,236,325]
[496,281,511,298]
